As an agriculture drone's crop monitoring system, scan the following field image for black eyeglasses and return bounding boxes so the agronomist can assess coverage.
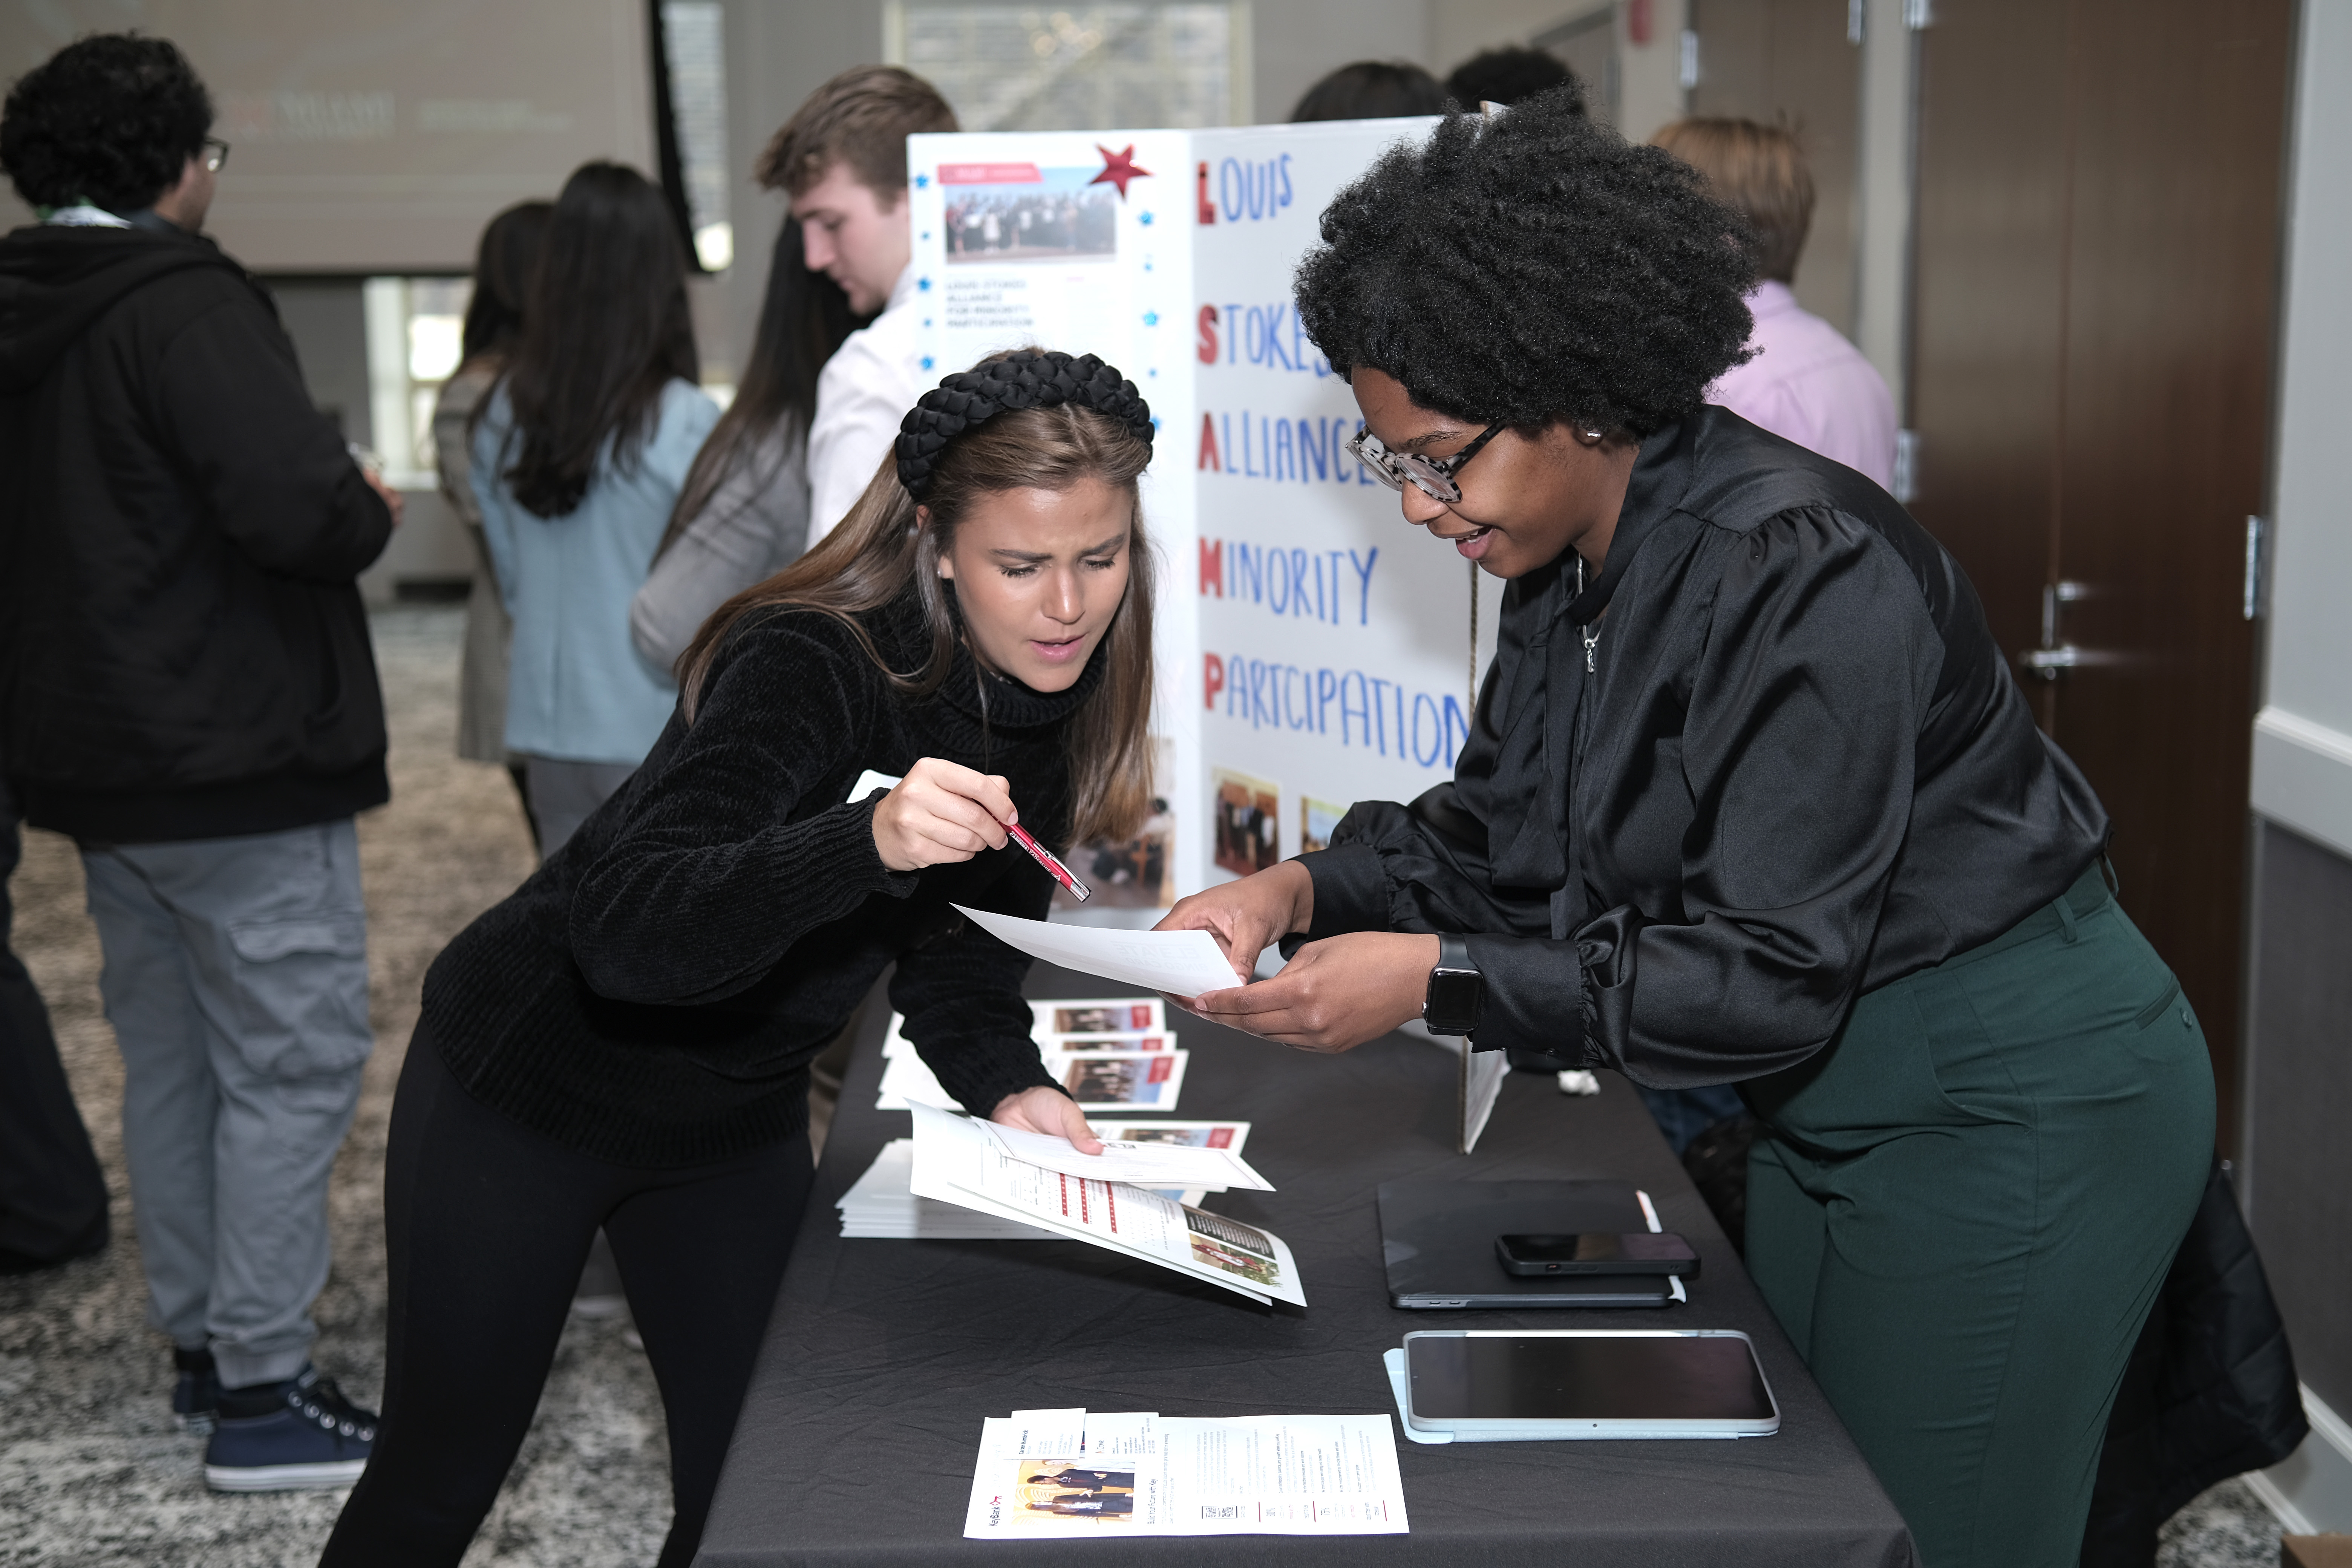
[1346,421,1505,504]
[203,137,230,173]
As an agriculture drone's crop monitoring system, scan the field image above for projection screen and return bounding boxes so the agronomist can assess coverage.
[0,0,657,272]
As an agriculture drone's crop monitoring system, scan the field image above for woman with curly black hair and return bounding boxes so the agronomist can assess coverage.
[1165,92,2213,1567]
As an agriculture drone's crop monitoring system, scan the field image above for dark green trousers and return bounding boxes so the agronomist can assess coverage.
[1744,865,2213,1568]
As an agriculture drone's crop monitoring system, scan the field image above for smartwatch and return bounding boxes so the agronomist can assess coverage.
[1422,934,1485,1036]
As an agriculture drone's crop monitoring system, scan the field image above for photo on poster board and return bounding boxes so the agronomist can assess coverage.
[1213,768,1280,877]
[1054,741,1174,911]
[943,162,1118,264]
[1299,796,1348,855]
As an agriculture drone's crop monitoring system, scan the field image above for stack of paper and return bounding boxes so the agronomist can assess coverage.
[962,1407,1407,1538]
[877,996,1190,1114]
[836,1141,1058,1240]
[909,1103,1304,1306]
[838,1120,1260,1238]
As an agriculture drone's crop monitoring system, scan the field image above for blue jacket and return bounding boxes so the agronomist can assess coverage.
[474,379,720,764]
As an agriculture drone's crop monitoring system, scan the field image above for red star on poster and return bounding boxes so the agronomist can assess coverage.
[1089,144,1152,199]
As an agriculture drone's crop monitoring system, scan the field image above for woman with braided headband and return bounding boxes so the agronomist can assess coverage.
[324,349,1157,1568]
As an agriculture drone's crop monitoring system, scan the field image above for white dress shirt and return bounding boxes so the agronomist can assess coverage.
[806,263,925,541]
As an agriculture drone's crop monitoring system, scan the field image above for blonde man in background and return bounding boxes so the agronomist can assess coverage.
[1654,117,1898,490]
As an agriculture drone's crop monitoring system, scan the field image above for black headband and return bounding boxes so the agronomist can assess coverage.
[894,349,1155,501]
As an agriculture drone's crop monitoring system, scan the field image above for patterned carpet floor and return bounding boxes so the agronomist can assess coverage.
[0,606,2296,1566]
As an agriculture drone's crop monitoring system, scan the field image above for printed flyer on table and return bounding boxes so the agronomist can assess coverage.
[962,1409,1407,1538]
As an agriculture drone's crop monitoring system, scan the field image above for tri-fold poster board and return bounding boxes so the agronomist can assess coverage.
[905,119,1501,908]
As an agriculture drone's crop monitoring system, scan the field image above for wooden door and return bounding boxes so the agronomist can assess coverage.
[1686,0,1863,334]
[1908,0,2292,1151]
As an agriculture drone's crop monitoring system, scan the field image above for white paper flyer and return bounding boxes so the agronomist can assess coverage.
[963,1408,1407,1538]
[909,1103,1305,1306]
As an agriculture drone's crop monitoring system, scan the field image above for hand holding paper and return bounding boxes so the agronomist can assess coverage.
[1184,930,1439,1054]
[980,1119,1272,1191]
[1153,860,1316,986]
[990,1083,1104,1153]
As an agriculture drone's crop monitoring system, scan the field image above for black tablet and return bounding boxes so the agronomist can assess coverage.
[1402,1331,1781,1438]
[1378,1179,1683,1309]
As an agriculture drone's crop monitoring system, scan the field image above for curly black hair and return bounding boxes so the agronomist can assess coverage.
[1,34,212,213]
[1293,91,1757,436]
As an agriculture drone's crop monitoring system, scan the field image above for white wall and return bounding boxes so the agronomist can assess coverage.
[1254,0,1428,122]
[0,0,654,271]
[1853,0,1915,407]
[1611,0,1686,144]
[715,2,888,387]
[2254,0,2352,860]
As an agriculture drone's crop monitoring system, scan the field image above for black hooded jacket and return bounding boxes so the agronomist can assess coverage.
[0,222,391,843]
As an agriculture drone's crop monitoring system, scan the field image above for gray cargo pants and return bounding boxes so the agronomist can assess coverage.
[80,820,373,1389]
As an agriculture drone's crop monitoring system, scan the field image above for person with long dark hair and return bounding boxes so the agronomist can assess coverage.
[321,349,1159,1567]
[1166,98,2212,1568]
[628,215,867,671]
[1288,60,1447,122]
[432,200,551,821]
[471,162,718,856]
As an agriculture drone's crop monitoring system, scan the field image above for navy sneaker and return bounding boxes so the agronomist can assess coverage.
[172,1346,220,1435]
[202,1364,376,1492]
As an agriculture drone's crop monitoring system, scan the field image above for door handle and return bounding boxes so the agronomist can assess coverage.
[2022,581,2091,680]
[2020,645,2081,678]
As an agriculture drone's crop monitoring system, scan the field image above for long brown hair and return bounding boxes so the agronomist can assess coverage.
[654,216,867,561]
[459,200,553,364]
[497,162,698,518]
[677,395,1157,845]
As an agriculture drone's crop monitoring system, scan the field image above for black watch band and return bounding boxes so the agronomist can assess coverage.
[1422,933,1484,1037]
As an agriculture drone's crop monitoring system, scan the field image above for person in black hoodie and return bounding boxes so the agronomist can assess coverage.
[0,35,398,1491]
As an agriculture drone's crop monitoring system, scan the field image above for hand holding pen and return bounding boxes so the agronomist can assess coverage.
[869,758,1091,900]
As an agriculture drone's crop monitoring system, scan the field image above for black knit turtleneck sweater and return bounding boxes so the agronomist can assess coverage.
[421,594,1091,1166]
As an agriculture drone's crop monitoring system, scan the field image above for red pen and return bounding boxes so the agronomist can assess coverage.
[1006,818,1092,902]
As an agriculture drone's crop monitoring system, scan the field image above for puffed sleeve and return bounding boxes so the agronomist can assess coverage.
[1491,509,1941,1084]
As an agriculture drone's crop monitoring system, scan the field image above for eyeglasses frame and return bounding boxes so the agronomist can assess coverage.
[202,137,231,173]
[1345,420,1507,504]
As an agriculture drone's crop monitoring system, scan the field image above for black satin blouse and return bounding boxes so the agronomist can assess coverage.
[1298,406,2109,1088]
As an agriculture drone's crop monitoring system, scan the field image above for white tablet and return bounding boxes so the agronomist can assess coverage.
[1400,1330,1782,1440]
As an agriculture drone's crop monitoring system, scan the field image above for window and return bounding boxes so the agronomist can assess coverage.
[659,1,733,271]
[362,276,470,483]
[886,3,1250,132]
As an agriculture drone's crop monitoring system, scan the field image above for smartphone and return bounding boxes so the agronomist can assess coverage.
[1494,1232,1699,1277]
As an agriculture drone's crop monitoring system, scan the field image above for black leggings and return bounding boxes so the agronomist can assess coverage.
[321,1028,813,1568]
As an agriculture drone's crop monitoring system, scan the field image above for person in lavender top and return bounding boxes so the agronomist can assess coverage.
[1655,117,1899,492]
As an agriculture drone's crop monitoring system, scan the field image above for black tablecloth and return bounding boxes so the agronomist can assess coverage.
[697,965,1917,1566]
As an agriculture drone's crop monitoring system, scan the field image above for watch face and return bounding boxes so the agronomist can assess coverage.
[1426,969,1484,1034]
